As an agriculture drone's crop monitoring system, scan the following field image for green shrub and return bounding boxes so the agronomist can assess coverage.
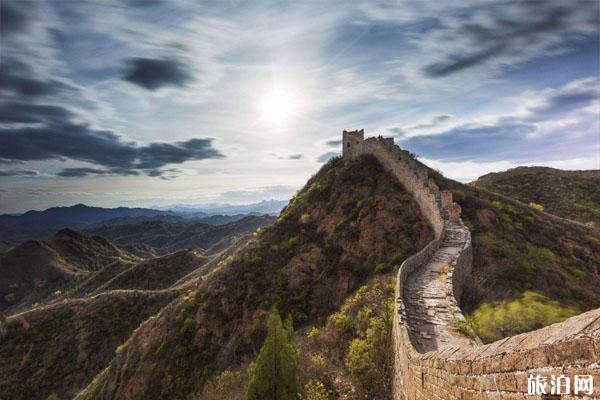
[304,379,328,400]
[529,202,544,212]
[467,291,579,343]
[310,353,326,369]
[217,370,241,392]
[306,327,320,340]
[179,317,196,338]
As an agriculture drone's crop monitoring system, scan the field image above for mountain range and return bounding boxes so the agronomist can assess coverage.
[0,201,285,252]
[0,157,598,400]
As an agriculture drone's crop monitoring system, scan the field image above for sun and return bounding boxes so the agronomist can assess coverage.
[261,87,296,124]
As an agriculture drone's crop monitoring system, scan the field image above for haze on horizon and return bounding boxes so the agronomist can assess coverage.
[0,0,599,214]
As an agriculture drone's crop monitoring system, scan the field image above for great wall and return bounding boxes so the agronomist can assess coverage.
[342,130,600,400]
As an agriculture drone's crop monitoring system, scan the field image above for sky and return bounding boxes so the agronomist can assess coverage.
[0,0,599,213]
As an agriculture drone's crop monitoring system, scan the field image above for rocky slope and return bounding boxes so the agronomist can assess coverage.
[0,289,177,400]
[1,155,598,400]
[74,154,434,400]
[0,229,139,313]
[430,168,600,342]
[86,215,275,254]
[472,166,600,228]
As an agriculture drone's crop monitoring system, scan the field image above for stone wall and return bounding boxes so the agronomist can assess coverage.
[341,130,600,399]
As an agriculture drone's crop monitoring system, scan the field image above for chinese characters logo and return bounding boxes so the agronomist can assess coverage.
[527,374,594,395]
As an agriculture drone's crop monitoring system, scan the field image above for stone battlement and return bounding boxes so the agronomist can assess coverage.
[341,130,600,399]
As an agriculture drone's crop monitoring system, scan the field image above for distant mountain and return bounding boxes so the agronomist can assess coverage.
[0,202,285,251]
[86,214,276,254]
[472,167,600,228]
[0,204,177,250]
[158,199,289,216]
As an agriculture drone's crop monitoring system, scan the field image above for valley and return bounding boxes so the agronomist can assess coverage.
[1,134,598,399]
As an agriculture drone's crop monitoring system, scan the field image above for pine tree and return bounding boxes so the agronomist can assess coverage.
[246,310,299,400]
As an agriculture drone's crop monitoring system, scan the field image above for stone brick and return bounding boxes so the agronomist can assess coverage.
[340,131,600,400]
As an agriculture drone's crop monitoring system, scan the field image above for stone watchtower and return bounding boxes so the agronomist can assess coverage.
[342,129,365,158]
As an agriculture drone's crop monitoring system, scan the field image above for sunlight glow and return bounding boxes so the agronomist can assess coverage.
[261,87,297,124]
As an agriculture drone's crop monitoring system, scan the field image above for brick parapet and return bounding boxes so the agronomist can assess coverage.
[341,130,600,399]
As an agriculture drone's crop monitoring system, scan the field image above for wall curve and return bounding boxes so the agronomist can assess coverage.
[341,130,600,399]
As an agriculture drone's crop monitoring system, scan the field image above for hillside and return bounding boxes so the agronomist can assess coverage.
[0,289,177,400]
[0,237,243,400]
[87,215,275,254]
[73,154,434,400]
[472,166,600,228]
[1,154,598,400]
[429,168,600,342]
[89,250,207,292]
[0,229,139,313]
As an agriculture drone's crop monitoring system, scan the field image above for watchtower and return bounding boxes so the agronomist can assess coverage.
[342,129,365,158]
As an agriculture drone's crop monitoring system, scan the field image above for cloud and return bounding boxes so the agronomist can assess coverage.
[0,102,74,124]
[57,168,110,177]
[0,101,224,175]
[122,58,193,91]
[316,151,340,163]
[57,167,142,177]
[325,139,342,147]
[269,153,304,160]
[423,44,506,78]
[420,1,599,77]
[216,185,297,203]
[0,168,39,177]
[0,1,33,36]
[125,0,164,7]
[399,77,599,163]
[0,60,73,99]
[408,114,453,130]
[525,78,600,118]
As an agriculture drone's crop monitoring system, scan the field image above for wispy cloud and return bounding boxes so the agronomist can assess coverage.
[0,0,598,213]
[399,77,600,162]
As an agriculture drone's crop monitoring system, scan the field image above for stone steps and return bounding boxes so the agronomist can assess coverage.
[403,221,474,353]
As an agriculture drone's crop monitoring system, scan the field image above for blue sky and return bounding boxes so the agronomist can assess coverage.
[0,0,598,213]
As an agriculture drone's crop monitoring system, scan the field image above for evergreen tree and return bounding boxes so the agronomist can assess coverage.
[246,310,299,400]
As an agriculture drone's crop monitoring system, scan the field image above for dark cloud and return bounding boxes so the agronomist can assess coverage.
[0,168,38,177]
[527,88,599,118]
[0,102,224,176]
[57,168,109,177]
[325,139,342,147]
[57,167,142,177]
[316,151,340,163]
[137,138,223,168]
[0,102,74,124]
[421,2,598,77]
[125,0,165,7]
[424,44,506,77]
[0,1,32,36]
[122,58,193,90]
[0,60,73,98]
[432,114,453,123]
